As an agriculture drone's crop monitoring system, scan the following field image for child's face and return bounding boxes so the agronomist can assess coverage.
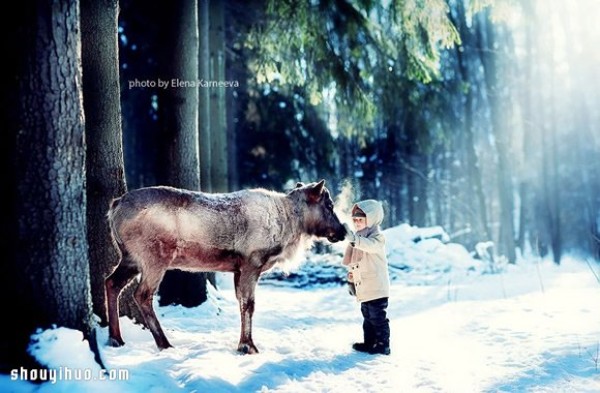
[352,217,367,231]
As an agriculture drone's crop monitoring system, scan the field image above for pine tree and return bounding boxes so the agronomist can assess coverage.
[2,0,98,370]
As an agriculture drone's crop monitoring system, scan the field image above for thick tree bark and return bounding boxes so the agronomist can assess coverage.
[2,0,96,370]
[157,0,201,190]
[81,0,143,326]
[156,0,209,307]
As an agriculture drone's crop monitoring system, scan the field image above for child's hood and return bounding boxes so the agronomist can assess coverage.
[354,199,384,227]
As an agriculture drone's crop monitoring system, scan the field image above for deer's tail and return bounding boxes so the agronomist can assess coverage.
[107,197,124,247]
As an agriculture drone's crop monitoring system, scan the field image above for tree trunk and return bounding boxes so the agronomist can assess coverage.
[542,91,562,264]
[2,0,96,370]
[479,16,517,263]
[517,0,537,255]
[157,0,201,189]
[156,0,209,307]
[204,0,225,288]
[466,120,492,241]
[556,1,596,259]
[209,0,228,193]
[199,0,212,192]
[411,153,428,228]
[453,2,492,244]
[81,0,143,326]
[537,7,562,264]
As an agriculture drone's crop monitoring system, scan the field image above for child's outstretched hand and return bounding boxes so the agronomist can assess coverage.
[343,223,356,243]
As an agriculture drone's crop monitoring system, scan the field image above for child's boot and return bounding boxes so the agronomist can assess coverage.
[368,341,390,355]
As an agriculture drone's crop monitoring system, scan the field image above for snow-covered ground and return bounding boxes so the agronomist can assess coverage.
[3,224,600,392]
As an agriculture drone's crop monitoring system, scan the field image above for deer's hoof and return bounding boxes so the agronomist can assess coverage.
[108,336,125,347]
[237,342,259,355]
[158,344,173,351]
[157,340,173,350]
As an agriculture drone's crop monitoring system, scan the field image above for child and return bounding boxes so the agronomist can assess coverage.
[343,200,391,355]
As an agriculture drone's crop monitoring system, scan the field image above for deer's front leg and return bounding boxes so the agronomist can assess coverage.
[234,269,260,354]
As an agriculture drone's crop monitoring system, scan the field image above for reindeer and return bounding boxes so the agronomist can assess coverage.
[105,180,346,354]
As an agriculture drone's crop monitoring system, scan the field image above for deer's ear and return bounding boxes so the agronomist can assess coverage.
[307,180,325,202]
[314,179,325,194]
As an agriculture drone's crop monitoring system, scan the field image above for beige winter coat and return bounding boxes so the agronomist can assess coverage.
[342,200,390,302]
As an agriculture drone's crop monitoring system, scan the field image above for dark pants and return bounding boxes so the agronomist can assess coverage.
[361,297,390,346]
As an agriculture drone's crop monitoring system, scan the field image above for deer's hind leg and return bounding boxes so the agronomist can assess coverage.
[134,267,171,350]
[106,253,139,347]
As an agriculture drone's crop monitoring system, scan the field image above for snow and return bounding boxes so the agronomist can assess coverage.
[3,224,600,392]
